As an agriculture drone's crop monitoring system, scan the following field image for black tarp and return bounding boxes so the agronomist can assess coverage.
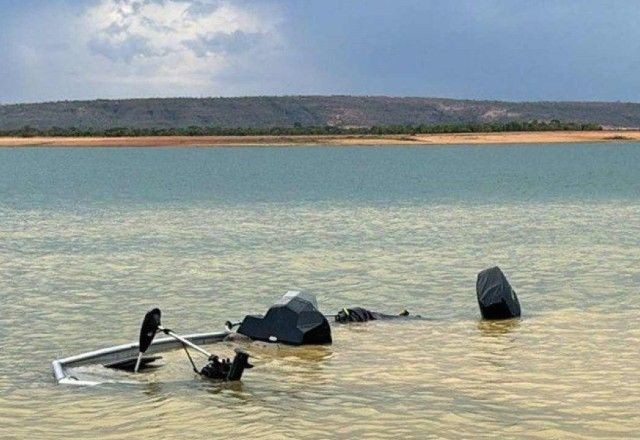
[237,291,332,345]
[476,266,521,319]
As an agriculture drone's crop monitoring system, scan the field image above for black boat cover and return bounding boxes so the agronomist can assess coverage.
[476,266,521,319]
[237,291,332,345]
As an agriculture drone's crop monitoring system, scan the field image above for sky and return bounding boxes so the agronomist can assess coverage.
[1,0,639,103]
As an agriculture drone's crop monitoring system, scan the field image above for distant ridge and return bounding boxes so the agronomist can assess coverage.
[2,96,640,130]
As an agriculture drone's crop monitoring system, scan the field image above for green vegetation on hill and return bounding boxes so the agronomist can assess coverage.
[0,120,601,138]
[0,96,637,131]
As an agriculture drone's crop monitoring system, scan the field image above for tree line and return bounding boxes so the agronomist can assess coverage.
[0,120,602,137]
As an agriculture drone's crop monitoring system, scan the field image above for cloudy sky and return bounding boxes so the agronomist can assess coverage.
[1,0,639,103]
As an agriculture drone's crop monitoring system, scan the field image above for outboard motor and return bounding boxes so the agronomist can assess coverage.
[200,349,253,381]
[476,266,521,319]
[237,291,332,345]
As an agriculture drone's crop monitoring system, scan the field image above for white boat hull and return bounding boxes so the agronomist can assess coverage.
[52,331,230,385]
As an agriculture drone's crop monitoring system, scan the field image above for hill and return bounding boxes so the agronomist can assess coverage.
[2,96,640,130]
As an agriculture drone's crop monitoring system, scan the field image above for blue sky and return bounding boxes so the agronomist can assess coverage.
[1,0,639,103]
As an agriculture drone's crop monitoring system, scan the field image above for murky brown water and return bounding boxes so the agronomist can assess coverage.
[1,145,639,438]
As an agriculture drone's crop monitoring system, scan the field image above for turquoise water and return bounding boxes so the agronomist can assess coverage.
[1,144,639,206]
[1,144,639,439]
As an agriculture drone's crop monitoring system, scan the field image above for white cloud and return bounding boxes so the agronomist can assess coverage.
[0,0,333,102]
[77,0,283,95]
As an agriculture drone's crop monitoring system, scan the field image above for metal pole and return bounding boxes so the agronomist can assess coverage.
[158,326,211,358]
[133,352,144,373]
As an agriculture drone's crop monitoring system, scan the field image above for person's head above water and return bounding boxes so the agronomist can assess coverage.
[335,308,352,323]
[335,307,416,323]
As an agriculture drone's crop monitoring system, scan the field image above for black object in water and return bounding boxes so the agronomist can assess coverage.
[237,291,332,345]
[200,349,253,381]
[476,266,521,319]
[334,307,413,323]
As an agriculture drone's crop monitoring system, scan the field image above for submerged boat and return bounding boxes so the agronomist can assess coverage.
[52,330,232,386]
[52,290,329,386]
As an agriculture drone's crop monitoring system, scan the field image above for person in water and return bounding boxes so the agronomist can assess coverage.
[334,307,417,323]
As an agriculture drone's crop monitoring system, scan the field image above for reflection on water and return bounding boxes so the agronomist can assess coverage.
[1,145,639,439]
[477,318,521,337]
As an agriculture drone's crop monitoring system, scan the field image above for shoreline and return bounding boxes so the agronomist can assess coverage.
[1,130,640,147]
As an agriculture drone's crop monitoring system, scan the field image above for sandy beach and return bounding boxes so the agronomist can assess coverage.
[1,130,639,147]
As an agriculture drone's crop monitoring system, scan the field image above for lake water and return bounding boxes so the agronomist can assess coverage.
[1,144,639,439]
